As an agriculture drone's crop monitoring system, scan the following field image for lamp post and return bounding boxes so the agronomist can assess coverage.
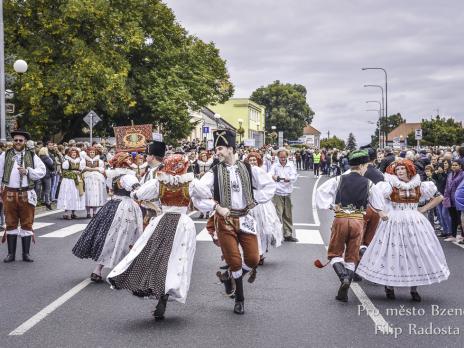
[237,117,243,143]
[256,122,262,147]
[271,125,276,145]
[362,67,388,121]
[366,101,382,149]
[364,84,384,147]
[12,60,28,133]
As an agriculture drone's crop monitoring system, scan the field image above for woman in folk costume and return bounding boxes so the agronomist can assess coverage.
[57,147,86,219]
[356,159,450,302]
[193,150,214,219]
[80,146,107,218]
[107,154,197,320]
[72,173,143,282]
[245,151,282,264]
[105,152,136,195]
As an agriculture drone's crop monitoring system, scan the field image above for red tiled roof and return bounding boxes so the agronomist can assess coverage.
[303,125,321,135]
[387,123,421,141]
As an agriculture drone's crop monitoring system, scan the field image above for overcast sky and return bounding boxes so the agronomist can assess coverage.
[164,0,464,145]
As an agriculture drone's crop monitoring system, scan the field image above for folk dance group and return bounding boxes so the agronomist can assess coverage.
[316,149,450,303]
[72,130,282,319]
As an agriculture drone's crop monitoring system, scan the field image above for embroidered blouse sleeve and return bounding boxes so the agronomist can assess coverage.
[132,179,159,201]
[315,177,339,209]
[251,166,276,203]
[190,171,216,213]
[420,181,439,202]
[28,154,46,181]
[369,181,392,211]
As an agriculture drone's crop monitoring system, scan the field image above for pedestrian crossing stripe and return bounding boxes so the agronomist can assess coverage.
[40,224,87,238]
[295,229,324,245]
[0,222,55,237]
[196,228,211,242]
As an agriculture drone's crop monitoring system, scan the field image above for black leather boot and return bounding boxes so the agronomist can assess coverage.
[153,294,169,320]
[333,263,351,302]
[21,236,34,262]
[4,234,17,263]
[385,286,395,300]
[410,289,421,302]
[216,270,235,297]
[233,276,245,315]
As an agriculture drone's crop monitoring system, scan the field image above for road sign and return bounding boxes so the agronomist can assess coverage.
[5,90,14,99]
[202,126,210,134]
[392,136,401,149]
[415,129,422,140]
[244,139,255,147]
[278,131,284,148]
[83,110,101,127]
[5,103,14,114]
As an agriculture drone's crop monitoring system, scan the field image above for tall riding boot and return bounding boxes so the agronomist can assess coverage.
[216,270,235,297]
[21,236,34,262]
[4,234,17,263]
[153,294,169,320]
[333,262,350,302]
[233,276,245,315]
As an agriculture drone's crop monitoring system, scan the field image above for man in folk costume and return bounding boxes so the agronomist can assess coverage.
[315,150,373,302]
[0,130,46,262]
[139,141,166,226]
[191,130,275,314]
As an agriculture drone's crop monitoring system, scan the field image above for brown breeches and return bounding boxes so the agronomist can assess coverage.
[3,189,35,231]
[363,206,380,246]
[327,217,364,263]
[214,215,259,272]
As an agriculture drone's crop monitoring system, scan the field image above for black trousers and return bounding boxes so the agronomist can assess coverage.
[448,207,462,237]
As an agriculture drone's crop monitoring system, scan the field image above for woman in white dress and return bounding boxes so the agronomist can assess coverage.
[57,147,86,219]
[245,152,282,264]
[108,154,197,320]
[72,161,143,283]
[81,147,107,218]
[356,159,450,302]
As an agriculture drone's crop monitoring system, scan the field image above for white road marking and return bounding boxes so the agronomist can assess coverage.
[297,175,308,178]
[35,209,64,218]
[452,241,464,249]
[188,211,197,217]
[313,177,393,335]
[194,220,207,224]
[196,228,212,241]
[9,279,92,336]
[295,229,324,245]
[294,223,320,227]
[311,176,322,226]
[39,224,87,238]
[293,186,300,189]
[0,222,55,237]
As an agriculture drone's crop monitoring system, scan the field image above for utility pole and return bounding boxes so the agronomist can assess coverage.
[0,1,6,141]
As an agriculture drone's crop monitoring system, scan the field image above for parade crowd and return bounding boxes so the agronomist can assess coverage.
[1,128,462,318]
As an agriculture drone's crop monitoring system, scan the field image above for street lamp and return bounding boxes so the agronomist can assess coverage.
[12,59,28,133]
[271,125,277,145]
[362,67,388,120]
[364,84,384,148]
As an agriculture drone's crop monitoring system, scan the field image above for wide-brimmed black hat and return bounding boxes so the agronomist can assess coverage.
[10,129,31,140]
[213,130,236,149]
[146,141,166,157]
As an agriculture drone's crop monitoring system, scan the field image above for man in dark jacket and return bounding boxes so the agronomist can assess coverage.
[378,147,395,173]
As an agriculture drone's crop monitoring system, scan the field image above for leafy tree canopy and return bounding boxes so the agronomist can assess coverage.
[250,80,314,141]
[370,113,405,148]
[5,0,233,143]
[406,115,464,146]
[320,136,346,150]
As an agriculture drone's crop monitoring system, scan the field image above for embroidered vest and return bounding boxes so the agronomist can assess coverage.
[390,186,421,204]
[2,149,35,188]
[212,161,255,210]
[86,160,99,168]
[159,182,190,207]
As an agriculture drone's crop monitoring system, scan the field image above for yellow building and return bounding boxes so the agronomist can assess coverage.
[209,98,266,147]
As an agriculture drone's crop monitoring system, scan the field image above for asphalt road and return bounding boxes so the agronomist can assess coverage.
[1,172,463,348]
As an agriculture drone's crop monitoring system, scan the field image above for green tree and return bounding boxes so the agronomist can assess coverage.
[407,115,464,146]
[346,132,357,151]
[320,136,346,150]
[370,113,406,147]
[5,0,233,143]
[250,80,314,141]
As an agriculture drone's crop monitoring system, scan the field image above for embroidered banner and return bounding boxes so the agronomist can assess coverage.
[113,124,153,152]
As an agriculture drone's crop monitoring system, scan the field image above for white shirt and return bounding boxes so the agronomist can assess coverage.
[0,150,46,188]
[270,160,297,196]
[191,163,275,213]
